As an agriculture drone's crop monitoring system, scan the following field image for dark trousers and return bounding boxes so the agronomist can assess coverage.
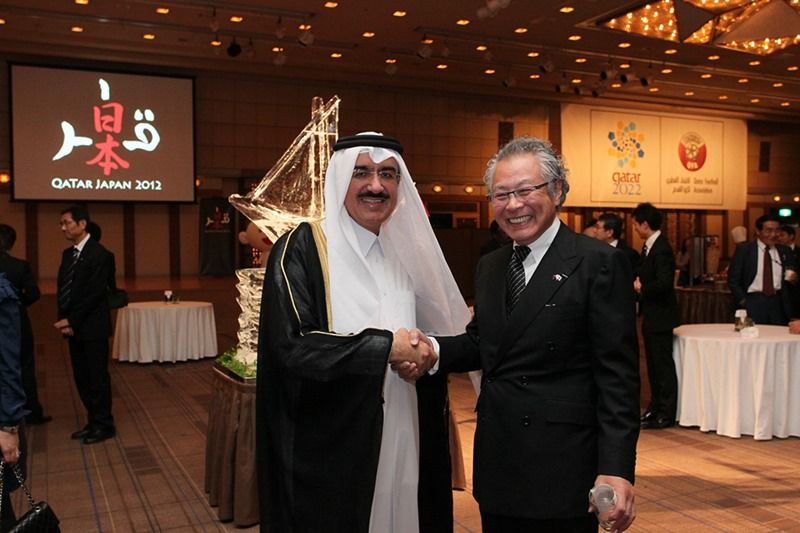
[745,292,787,326]
[20,335,44,420]
[0,489,15,533]
[644,329,677,420]
[481,510,597,532]
[68,337,114,431]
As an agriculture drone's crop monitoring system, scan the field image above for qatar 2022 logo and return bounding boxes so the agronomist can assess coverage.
[607,121,645,168]
[677,132,707,171]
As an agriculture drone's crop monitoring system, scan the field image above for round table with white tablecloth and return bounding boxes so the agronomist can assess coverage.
[112,301,219,363]
[673,323,800,440]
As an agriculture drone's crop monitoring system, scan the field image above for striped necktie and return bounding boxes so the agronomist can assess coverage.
[58,248,79,310]
[506,245,531,314]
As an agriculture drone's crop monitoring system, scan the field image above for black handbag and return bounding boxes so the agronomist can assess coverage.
[107,288,129,309]
[0,461,60,533]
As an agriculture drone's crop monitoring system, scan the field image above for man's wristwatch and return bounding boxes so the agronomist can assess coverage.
[0,425,19,434]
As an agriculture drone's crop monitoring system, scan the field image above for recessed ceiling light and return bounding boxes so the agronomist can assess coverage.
[324,1,338,7]
[272,46,284,52]
[781,101,791,106]
[700,73,712,79]
[649,87,659,92]
[527,51,539,58]
[71,26,84,32]
[750,98,760,103]
[568,35,581,41]
[485,69,496,74]
[749,60,760,66]
[529,73,541,79]
[457,19,470,26]
[330,52,342,59]
[575,58,587,63]
[718,95,728,100]
[432,184,443,193]
[74,0,89,4]
[738,78,749,83]
[211,37,222,46]
[773,82,784,87]
[421,36,433,44]
[436,63,448,69]
[618,42,631,48]
[298,23,312,30]
[230,15,244,23]
[788,66,799,71]
[476,45,488,51]
[708,55,720,60]
[560,6,575,13]
[774,195,782,201]
[0,18,6,24]
[464,185,475,194]
[393,11,406,17]
[142,33,155,40]
[619,63,630,69]
[611,82,622,88]
[514,27,528,34]
[385,58,396,64]
[571,78,582,84]
[661,68,672,74]
[685,91,694,96]
[362,31,375,38]
[155,7,169,14]
[665,49,677,54]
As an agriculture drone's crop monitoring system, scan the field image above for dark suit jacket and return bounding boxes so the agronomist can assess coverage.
[57,238,112,340]
[438,224,640,519]
[0,253,40,340]
[638,234,679,333]
[727,240,796,316]
[616,240,640,274]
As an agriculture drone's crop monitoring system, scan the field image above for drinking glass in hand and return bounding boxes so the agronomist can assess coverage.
[589,483,617,531]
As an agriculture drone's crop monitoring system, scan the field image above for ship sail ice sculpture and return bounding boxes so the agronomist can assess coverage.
[227,96,340,370]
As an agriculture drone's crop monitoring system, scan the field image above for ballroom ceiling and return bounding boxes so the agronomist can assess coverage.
[0,0,799,119]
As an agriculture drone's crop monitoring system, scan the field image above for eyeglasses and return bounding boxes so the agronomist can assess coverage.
[488,180,554,204]
[352,166,400,181]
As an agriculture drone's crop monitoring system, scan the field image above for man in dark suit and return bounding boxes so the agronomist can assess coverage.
[632,202,680,430]
[778,224,800,266]
[54,205,116,444]
[434,137,640,532]
[595,212,640,272]
[0,224,51,426]
[728,215,797,326]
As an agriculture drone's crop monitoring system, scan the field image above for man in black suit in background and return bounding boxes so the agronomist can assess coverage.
[435,137,640,532]
[728,215,797,325]
[595,213,640,272]
[54,205,116,444]
[632,203,679,430]
[0,224,51,425]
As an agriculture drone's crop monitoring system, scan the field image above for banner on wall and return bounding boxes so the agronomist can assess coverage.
[199,197,235,275]
[561,104,747,210]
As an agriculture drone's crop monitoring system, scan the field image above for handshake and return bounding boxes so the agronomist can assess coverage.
[389,328,436,382]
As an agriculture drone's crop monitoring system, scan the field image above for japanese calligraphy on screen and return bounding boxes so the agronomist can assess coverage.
[10,65,195,202]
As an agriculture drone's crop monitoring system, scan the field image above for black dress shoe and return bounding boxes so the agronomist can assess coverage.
[641,417,675,430]
[639,411,654,423]
[71,426,93,440]
[82,427,116,445]
[25,415,53,426]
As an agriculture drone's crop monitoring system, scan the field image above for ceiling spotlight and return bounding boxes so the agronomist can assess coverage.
[555,84,568,93]
[209,7,220,33]
[591,87,602,98]
[619,72,635,84]
[640,76,653,87]
[599,65,617,81]
[227,37,242,57]
[417,43,433,59]
[298,29,314,46]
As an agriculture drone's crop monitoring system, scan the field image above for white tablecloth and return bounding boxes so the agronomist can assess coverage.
[112,301,219,363]
[673,323,800,440]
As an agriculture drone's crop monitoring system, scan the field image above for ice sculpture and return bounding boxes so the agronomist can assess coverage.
[227,96,340,369]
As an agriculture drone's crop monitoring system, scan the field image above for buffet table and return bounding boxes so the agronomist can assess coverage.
[673,323,800,439]
[112,301,218,363]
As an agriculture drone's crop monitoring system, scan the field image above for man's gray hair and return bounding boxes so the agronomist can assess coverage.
[483,136,570,207]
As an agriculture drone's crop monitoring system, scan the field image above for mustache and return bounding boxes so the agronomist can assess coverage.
[358,191,390,200]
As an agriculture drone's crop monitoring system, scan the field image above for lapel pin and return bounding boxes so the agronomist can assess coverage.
[553,274,563,282]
